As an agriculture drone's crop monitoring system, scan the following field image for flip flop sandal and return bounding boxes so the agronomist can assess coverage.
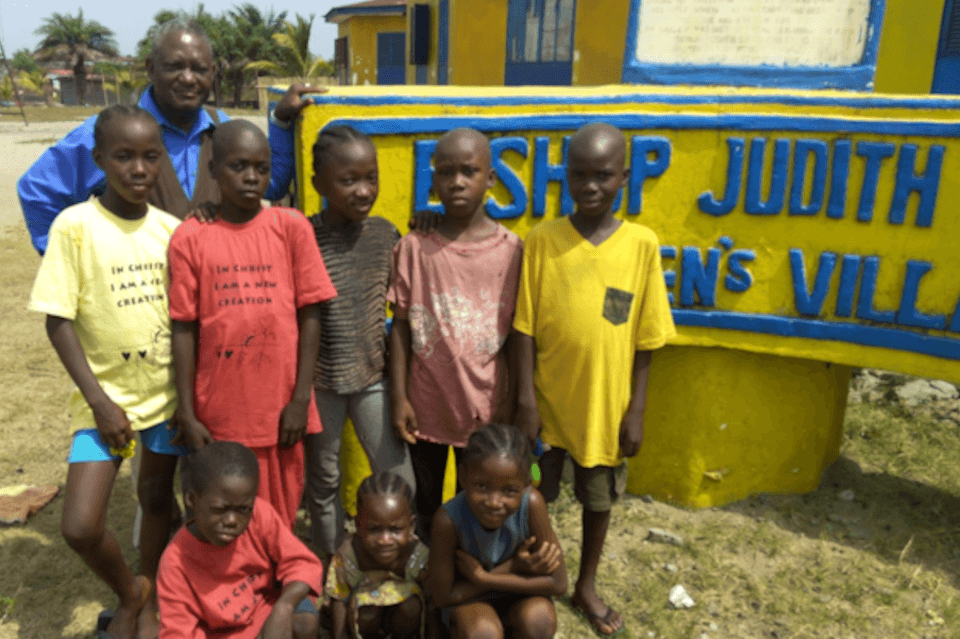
[96,610,114,633]
[570,599,626,637]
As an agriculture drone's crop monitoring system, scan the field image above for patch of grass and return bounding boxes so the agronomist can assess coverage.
[0,106,101,123]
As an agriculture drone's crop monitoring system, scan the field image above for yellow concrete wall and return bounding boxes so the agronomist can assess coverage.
[422,0,949,92]
[447,0,507,85]
[571,0,631,86]
[339,14,408,86]
[294,84,960,508]
[875,0,946,94]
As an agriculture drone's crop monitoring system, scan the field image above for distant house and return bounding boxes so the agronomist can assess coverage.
[56,73,113,106]
[325,0,408,86]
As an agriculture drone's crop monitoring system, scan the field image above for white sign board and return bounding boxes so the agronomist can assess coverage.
[635,0,872,67]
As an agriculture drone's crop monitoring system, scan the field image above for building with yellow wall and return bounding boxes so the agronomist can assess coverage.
[325,0,408,86]
[324,0,960,94]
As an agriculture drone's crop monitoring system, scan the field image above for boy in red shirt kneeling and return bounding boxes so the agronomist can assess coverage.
[157,441,322,638]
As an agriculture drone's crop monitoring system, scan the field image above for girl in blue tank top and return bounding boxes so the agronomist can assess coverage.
[427,423,568,638]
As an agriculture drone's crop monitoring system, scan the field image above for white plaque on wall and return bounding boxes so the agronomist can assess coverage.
[634,0,873,68]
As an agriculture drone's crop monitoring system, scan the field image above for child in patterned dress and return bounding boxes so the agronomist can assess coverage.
[323,472,429,639]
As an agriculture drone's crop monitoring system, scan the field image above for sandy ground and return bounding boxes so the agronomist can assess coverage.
[0,121,81,228]
[0,115,270,231]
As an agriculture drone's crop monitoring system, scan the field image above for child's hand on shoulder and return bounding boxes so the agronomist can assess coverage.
[408,210,442,234]
[279,397,309,447]
[91,397,133,450]
[515,536,562,576]
[455,550,488,586]
[170,405,214,451]
[184,201,219,224]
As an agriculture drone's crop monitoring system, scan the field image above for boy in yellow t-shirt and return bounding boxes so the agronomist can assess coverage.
[513,122,676,637]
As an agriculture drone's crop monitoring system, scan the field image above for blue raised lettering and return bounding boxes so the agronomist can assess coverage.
[949,294,960,332]
[698,137,744,217]
[661,245,676,305]
[826,140,851,219]
[789,139,828,216]
[486,137,528,219]
[628,136,671,215]
[413,140,442,214]
[855,142,896,223]
[790,249,836,316]
[889,144,944,228]
[680,247,721,307]
[532,136,573,217]
[724,249,756,293]
[835,254,861,318]
[856,256,896,323]
[745,138,789,215]
[897,260,946,329]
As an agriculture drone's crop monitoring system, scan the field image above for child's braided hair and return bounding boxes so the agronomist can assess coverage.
[461,423,531,480]
[312,124,374,175]
[356,470,415,512]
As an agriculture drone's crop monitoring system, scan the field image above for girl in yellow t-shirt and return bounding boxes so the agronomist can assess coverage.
[27,105,184,639]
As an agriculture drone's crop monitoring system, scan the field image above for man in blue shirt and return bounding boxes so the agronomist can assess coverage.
[18,17,319,254]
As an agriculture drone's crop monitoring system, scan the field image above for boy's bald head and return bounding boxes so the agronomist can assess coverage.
[435,127,491,168]
[569,122,626,165]
[211,119,268,166]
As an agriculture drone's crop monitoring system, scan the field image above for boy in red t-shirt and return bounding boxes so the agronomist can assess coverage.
[158,441,322,639]
[168,120,337,528]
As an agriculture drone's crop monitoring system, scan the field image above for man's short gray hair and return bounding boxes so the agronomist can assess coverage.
[149,17,213,60]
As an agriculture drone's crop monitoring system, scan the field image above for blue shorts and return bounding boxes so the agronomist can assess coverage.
[295,597,316,615]
[67,420,190,464]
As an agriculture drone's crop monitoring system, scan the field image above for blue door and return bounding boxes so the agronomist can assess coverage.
[505,0,576,86]
[933,0,960,93]
[377,32,406,85]
[438,0,450,85]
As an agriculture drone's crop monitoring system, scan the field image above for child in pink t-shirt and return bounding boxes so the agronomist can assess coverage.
[168,120,337,528]
[388,128,522,538]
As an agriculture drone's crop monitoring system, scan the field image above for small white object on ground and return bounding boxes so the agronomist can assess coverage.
[838,489,855,501]
[648,528,684,546]
[669,584,696,609]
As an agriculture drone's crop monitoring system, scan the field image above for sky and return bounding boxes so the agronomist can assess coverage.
[0,0,345,60]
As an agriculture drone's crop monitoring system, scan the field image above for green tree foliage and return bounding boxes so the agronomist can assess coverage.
[93,61,148,105]
[11,49,41,75]
[220,4,287,107]
[244,14,334,79]
[33,9,118,106]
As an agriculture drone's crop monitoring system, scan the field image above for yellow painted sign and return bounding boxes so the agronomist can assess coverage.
[295,85,960,384]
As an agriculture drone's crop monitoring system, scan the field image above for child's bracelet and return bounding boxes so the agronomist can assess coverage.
[109,439,137,459]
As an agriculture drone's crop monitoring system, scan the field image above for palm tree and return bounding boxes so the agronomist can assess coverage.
[221,4,287,107]
[34,9,118,106]
[94,61,148,105]
[244,14,333,79]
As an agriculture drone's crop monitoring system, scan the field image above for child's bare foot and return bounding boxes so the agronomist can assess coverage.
[136,594,160,639]
[570,590,624,637]
[106,575,151,639]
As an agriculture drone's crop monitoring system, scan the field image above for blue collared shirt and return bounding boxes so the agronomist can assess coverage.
[18,87,295,253]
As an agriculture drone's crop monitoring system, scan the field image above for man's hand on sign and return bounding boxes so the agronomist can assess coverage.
[273,84,330,125]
